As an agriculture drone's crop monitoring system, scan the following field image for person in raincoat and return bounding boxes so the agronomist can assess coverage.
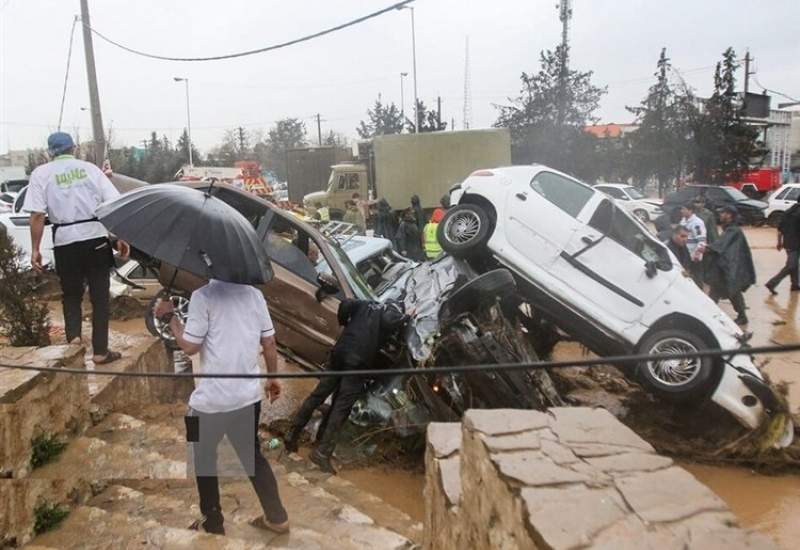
[705,205,755,326]
[374,198,398,245]
[395,208,426,262]
[410,194,426,233]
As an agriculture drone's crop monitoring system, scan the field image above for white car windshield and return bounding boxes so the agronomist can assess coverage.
[626,187,645,200]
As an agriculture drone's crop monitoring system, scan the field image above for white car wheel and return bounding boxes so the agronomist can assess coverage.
[633,209,650,223]
[437,204,491,257]
[145,292,190,350]
[645,337,702,386]
[637,329,715,399]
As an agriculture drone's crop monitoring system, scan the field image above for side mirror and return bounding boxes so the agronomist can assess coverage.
[315,273,341,301]
[645,261,658,279]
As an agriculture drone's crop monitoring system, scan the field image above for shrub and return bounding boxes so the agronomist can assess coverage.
[30,433,67,469]
[0,228,50,346]
[33,501,69,534]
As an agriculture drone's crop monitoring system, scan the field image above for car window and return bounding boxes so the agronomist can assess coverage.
[589,199,671,268]
[3,180,27,193]
[723,187,749,201]
[784,188,800,201]
[627,188,645,200]
[14,187,27,213]
[598,186,626,200]
[774,189,789,200]
[530,171,594,218]
[0,193,14,203]
[702,187,726,201]
[263,216,331,285]
[347,173,361,190]
[336,175,348,191]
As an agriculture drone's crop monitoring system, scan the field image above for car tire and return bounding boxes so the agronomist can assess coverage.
[635,329,715,400]
[633,209,650,223]
[437,204,491,257]
[440,269,516,323]
[145,291,189,351]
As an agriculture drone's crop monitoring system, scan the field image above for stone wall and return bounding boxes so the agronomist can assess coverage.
[424,407,777,549]
[0,345,88,479]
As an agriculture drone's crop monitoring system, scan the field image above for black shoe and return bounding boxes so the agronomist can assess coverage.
[283,427,300,454]
[189,514,225,535]
[734,315,749,326]
[765,284,778,295]
[309,449,336,474]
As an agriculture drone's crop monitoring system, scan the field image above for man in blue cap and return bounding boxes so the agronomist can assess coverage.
[22,132,129,363]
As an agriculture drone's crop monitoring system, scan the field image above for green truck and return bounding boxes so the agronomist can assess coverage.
[302,128,511,217]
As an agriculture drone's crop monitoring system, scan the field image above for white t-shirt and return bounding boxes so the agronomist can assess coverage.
[22,155,120,247]
[183,280,275,414]
[680,213,707,258]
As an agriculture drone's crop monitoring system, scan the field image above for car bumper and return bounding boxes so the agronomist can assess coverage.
[711,354,794,448]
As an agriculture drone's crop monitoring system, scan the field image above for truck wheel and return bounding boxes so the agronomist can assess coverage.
[440,269,516,323]
[437,204,491,257]
[636,329,715,400]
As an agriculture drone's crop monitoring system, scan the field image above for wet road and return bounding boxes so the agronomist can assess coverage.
[687,226,800,549]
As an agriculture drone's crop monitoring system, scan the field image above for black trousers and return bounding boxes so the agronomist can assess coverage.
[767,249,799,290]
[53,237,112,355]
[192,402,287,530]
[710,288,747,319]
[290,356,367,458]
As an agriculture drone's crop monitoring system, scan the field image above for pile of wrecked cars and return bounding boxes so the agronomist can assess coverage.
[136,166,793,449]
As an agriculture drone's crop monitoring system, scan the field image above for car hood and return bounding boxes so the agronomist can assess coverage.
[738,199,768,210]
[303,190,327,205]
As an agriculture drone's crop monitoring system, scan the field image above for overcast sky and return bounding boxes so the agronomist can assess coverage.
[1,0,798,156]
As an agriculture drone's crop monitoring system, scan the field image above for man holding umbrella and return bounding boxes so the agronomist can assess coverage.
[23,132,129,364]
[97,184,288,535]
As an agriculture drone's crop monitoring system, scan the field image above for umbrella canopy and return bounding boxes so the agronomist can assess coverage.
[97,184,273,285]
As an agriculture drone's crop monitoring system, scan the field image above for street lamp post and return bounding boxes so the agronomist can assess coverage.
[173,77,193,166]
[398,6,419,133]
[400,72,408,121]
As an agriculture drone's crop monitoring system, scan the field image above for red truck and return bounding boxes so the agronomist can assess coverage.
[727,167,781,199]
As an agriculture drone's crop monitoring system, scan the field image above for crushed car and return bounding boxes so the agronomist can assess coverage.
[437,164,793,447]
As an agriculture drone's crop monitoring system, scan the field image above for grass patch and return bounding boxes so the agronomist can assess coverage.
[33,502,69,534]
[30,434,67,469]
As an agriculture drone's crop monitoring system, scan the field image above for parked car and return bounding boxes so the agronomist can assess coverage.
[0,178,28,194]
[593,183,662,222]
[764,183,800,226]
[110,258,163,302]
[0,192,16,213]
[662,184,768,225]
[0,185,55,268]
[438,165,792,446]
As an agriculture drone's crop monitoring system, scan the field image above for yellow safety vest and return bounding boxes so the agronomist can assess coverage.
[424,222,442,259]
[318,206,330,221]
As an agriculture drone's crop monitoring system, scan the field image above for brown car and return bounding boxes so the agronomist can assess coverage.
[147,181,374,368]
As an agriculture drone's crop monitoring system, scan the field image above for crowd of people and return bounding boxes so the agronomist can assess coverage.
[659,193,800,326]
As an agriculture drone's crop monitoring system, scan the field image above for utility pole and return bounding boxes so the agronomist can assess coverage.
[743,49,753,95]
[316,113,322,146]
[462,36,472,130]
[437,96,442,129]
[236,126,247,157]
[555,0,572,128]
[79,0,105,167]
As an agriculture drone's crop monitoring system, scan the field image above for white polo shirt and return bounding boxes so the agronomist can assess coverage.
[183,280,275,414]
[22,154,120,247]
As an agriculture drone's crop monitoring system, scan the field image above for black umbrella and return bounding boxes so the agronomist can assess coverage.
[96,184,272,285]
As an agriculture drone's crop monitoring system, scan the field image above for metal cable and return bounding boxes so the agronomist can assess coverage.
[82,1,414,62]
[2,342,799,379]
[57,15,79,130]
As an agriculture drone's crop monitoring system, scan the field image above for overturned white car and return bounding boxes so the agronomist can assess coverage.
[439,165,793,447]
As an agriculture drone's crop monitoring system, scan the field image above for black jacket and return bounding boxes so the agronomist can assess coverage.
[666,239,691,271]
[395,220,426,262]
[331,299,407,369]
[779,204,800,251]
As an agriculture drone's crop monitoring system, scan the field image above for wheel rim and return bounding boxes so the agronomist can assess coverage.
[444,210,481,245]
[154,295,189,342]
[645,337,702,386]
[634,210,648,222]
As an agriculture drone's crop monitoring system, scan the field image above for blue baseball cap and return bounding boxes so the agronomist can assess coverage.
[47,132,75,155]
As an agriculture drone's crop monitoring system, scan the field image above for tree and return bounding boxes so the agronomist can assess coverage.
[0,229,50,346]
[494,44,606,180]
[324,130,350,148]
[405,99,447,133]
[258,118,308,180]
[176,128,200,165]
[626,48,696,195]
[690,48,763,184]
[356,97,405,138]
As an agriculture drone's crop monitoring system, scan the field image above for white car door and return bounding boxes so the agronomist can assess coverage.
[558,196,677,325]
[3,187,55,267]
[504,170,593,270]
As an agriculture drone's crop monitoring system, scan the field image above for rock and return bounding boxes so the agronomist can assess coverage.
[586,452,673,474]
[336,504,375,525]
[548,407,654,451]
[463,409,550,435]
[285,471,310,488]
[482,431,541,452]
[615,466,728,523]
[439,456,461,507]
[426,423,461,458]
[540,438,579,464]
[491,451,589,486]
[521,486,628,550]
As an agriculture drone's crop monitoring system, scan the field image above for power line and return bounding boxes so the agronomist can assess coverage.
[84,1,415,62]
[57,15,79,130]
[1,342,798,379]
[751,76,799,103]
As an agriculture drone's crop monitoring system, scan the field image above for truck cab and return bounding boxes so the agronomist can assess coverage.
[304,163,369,219]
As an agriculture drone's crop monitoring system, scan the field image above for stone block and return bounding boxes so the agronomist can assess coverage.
[427,422,461,458]
[483,430,541,452]
[491,451,588,487]
[463,409,549,436]
[548,407,654,451]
